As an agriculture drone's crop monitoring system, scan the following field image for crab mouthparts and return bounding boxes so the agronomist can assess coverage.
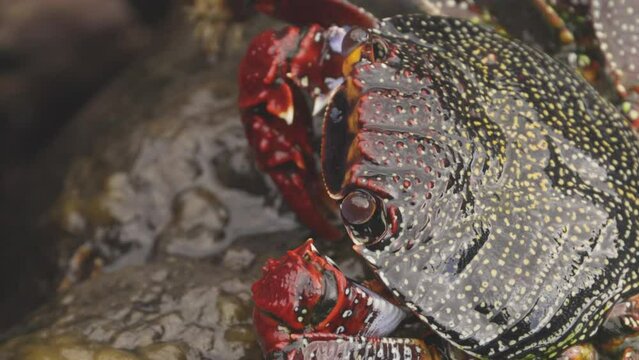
[322,84,362,198]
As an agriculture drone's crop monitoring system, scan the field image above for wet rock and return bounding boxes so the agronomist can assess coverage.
[210,132,271,196]
[49,81,300,273]
[0,10,289,330]
[222,248,256,272]
[0,258,266,359]
[163,187,229,257]
[0,230,363,359]
[47,18,295,268]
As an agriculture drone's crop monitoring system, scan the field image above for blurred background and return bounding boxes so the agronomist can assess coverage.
[1,0,174,167]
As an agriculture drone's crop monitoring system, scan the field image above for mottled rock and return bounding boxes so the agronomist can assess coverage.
[0,258,262,359]
[0,12,301,314]
[222,248,256,271]
[0,335,187,360]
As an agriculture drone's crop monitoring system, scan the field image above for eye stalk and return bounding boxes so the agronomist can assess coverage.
[341,29,390,77]
[341,27,369,57]
[370,37,389,61]
[340,190,388,246]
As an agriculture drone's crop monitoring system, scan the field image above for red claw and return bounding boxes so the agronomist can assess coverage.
[252,240,432,358]
[252,239,348,352]
[238,0,379,240]
[252,240,345,321]
[238,23,347,240]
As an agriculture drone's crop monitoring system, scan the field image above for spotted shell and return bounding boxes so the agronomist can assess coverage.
[325,14,639,358]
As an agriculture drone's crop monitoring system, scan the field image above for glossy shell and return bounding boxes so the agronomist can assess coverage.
[323,15,639,358]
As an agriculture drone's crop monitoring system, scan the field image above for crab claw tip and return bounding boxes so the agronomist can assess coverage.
[278,105,295,125]
[292,238,317,256]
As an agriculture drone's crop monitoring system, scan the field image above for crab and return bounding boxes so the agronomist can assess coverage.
[238,0,639,242]
[239,0,639,358]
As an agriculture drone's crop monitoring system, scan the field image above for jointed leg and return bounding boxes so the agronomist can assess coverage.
[561,294,639,360]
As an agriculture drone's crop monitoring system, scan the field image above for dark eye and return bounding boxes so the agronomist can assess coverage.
[341,190,376,224]
[371,38,388,61]
[340,190,387,246]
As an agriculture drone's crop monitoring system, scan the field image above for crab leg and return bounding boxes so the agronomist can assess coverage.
[559,294,639,359]
[274,333,437,360]
[252,0,377,28]
[255,311,438,360]
[242,110,341,240]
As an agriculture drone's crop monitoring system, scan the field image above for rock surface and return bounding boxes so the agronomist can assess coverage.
[0,256,260,359]
[0,7,276,330]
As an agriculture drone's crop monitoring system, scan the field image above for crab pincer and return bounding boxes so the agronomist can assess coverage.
[237,1,378,239]
[251,239,439,360]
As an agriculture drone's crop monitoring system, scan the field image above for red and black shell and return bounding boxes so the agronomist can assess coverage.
[322,14,639,359]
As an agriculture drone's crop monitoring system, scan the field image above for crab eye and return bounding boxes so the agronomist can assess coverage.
[341,190,376,224]
[341,27,369,57]
[371,38,388,61]
[340,190,387,246]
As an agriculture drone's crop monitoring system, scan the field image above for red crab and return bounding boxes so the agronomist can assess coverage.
[241,0,639,359]
[252,239,443,359]
[238,0,639,244]
[253,240,639,360]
